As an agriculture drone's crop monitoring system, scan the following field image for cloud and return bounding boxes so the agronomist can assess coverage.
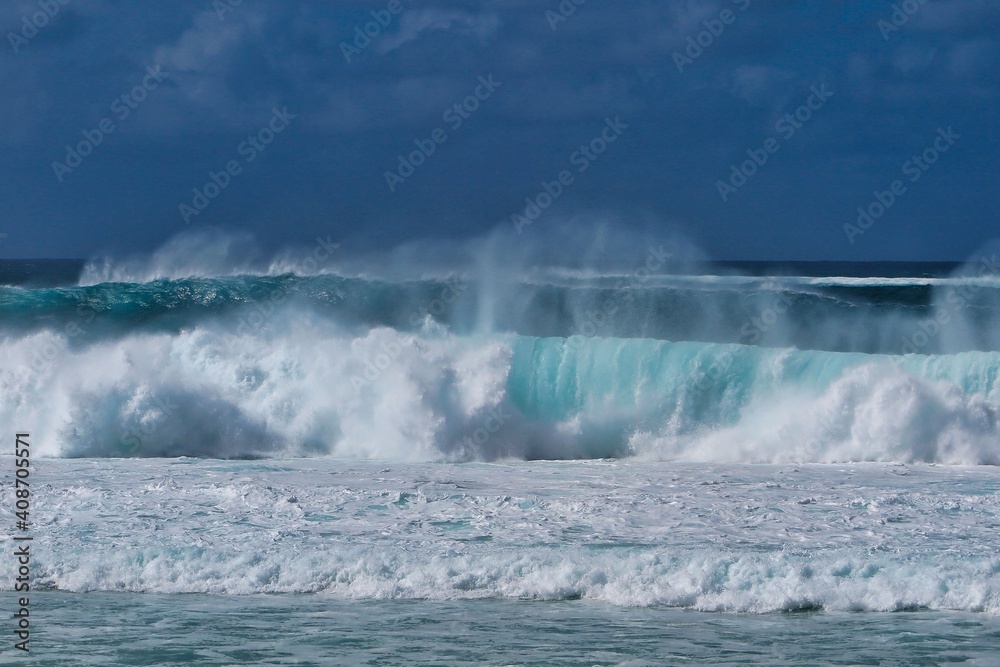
[0,0,998,260]
[914,0,1000,35]
[377,8,500,53]
[729,65,796,106]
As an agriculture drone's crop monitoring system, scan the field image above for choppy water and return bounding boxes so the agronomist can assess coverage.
[3,459,999,664]
[3,249,1000,662]
[17,593,1000,665]
[3,459,998,605]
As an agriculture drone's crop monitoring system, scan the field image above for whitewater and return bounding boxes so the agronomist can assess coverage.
[2,238,999,664]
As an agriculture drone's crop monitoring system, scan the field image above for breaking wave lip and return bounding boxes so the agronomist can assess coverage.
[12,232,1000,463]
[3,315,1000,463]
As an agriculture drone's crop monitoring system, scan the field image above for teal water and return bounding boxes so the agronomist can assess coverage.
[9,593,1000,666]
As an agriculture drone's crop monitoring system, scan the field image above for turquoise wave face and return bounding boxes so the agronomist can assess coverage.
[510,335,1000,421]
[2,268,1000,461]
[2,319,999,461]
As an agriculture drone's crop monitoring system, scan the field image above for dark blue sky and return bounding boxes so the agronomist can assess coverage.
[1,0,997,260]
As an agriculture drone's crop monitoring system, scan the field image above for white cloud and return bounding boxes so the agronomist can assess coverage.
[729,65,795,106]
[377,9,500,54]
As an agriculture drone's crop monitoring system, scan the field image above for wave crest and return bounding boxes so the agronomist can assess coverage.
[3,319,999,463]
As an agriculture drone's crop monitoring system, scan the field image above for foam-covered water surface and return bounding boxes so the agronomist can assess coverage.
[4,253,1000,660]
[4,458,998,614]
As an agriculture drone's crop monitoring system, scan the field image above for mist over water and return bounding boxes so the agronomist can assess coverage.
[6,226,1000,618]
[2,227,1000,463]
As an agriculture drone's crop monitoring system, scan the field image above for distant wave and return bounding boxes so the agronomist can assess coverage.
[77,259,998,290]
[4,232,999,462]
[6,271,1000,354]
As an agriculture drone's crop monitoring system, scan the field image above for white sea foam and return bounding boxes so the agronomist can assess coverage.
[4,459,998,612]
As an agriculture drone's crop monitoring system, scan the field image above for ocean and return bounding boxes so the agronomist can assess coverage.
[1,254,999,665]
